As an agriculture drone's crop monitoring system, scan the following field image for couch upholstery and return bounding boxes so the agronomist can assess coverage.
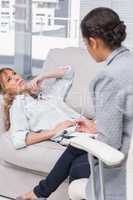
[0,95,5,135]
[42,47,104,119]
[0,132,66,173]
[0,47,104,199]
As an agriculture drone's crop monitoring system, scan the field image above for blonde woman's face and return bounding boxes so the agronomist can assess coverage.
[1,69,26,95]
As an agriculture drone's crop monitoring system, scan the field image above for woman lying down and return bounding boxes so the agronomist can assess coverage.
[0,66,96,149]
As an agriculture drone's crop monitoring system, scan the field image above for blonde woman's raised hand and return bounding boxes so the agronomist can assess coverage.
[27,77,42,94]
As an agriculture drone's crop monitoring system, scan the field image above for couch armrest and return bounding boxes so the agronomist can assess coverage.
[70,135,124,166]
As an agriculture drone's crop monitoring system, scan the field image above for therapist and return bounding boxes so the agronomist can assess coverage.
[19,7,133,200]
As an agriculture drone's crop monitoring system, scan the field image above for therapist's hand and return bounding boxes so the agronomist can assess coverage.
[75,117,96,133]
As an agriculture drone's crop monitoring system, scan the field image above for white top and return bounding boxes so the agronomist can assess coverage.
[10,67,80,149]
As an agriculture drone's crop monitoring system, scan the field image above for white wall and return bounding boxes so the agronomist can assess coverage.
[79,0,112,47]
[79,0,133,51]
[111,0,133,51]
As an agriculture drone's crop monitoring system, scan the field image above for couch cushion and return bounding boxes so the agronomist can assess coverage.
[0,132,66,173]
[41,47,105,118]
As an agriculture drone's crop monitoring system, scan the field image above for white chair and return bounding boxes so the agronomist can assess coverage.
[68,135,125,200]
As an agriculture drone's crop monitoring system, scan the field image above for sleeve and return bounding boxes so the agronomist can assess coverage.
[10,97,30,149]
[90,74,124,150]
[45,66,75,101]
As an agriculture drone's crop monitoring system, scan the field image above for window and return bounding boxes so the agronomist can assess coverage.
[1,1,9,8]
[1,12,9,15]
[1,0,133,77]
[0,0,15,68]
[48,14,51,26]
[37,2,45,8]
[0,0,81,76]
[32,0,80,69]
[36,14,45,16]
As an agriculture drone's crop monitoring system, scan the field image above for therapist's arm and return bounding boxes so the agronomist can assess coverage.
[91,75,124,149]
[76,75,124,149]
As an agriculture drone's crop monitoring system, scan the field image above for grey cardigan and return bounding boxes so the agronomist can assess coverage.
[87,46,133,200]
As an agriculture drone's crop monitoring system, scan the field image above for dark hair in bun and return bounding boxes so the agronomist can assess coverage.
[81,7,127,49]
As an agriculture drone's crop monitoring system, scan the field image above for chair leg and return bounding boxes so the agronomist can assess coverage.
[98,160,105,200]
[88,154,97,200]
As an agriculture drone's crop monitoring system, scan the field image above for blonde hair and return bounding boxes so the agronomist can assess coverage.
[0,68,16,130]
[0,68,33,131]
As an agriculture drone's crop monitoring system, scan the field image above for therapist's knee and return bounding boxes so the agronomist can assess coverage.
[69,156,90,183]
[68,179,88,200]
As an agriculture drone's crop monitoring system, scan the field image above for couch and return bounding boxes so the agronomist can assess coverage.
[0,47,104,199]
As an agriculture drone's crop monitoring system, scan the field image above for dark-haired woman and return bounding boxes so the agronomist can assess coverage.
[20,7,133,200]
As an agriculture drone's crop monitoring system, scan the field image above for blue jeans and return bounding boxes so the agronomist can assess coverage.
[34,145,90,198]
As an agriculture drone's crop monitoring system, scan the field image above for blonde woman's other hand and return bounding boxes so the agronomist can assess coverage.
[53,120,77,135]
